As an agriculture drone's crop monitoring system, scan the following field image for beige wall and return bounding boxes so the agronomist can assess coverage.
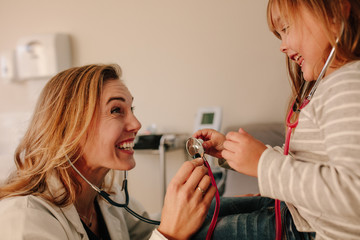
[0,0,290,205]
[0,0,289,132]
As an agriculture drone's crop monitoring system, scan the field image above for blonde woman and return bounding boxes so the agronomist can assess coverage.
[0,64,216,239]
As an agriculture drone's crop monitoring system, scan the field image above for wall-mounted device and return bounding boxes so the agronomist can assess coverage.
[0,50,16,83]
[194,106,222,133]
[15,33,71,81]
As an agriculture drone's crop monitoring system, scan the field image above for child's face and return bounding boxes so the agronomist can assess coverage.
[271,4,333,81]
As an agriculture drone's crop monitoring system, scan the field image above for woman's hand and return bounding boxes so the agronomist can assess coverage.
[222,128,267,177]
[192,129,226,159]
[158,158,216,240]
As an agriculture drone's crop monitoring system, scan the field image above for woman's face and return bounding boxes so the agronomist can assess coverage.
[271,4,334,81]
[81,79,141,172]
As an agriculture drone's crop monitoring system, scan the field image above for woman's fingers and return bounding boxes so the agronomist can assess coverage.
[171,158,204,185]
[185,165,208,188]
[158,159,217,239]
[172,158,215,202]
[203,185,217,204]
[194,175,212,197]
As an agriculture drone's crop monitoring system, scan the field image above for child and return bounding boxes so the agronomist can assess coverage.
[193,0,360,239]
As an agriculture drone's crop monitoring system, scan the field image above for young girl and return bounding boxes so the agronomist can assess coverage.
[193,0,360,239]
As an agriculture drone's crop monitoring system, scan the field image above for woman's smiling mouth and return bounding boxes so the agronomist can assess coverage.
[116,141,135,152]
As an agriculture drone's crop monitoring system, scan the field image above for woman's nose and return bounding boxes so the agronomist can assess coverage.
[127,113,142,133]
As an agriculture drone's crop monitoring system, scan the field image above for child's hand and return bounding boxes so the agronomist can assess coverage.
[192,129,226,159]
[222,128,267,177]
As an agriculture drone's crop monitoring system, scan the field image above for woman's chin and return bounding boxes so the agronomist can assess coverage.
[115,159,136,171]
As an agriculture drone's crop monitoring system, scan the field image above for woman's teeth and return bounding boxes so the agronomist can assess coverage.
[116,142,134,150]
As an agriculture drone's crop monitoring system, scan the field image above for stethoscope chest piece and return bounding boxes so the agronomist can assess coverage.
[186,137,204,159]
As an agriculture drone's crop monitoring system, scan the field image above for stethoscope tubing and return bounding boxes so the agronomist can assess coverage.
[203,157,220,240]
[189,138,220,240]
[98,179,160,225]
[67,156,160,225]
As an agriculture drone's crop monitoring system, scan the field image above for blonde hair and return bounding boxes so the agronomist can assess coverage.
[267,0,360,121]
[0,64,122,207]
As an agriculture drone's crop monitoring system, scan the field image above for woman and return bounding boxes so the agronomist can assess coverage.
[0,64,216,239]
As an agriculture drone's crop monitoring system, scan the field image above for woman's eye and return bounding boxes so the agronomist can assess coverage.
[110,105,135,115]
[110,107,123,114]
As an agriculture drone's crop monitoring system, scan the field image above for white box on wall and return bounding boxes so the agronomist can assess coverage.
[0,50,16,83]
[15,33,71,81]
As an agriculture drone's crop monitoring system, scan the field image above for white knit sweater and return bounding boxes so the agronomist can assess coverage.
[258,60,360,239]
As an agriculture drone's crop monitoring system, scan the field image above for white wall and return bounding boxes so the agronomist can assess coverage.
[0,0,289,198]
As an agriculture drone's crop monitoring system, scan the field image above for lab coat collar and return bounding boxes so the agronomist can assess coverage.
[99,197,123,238]
[46,172,129,239]
[60,204,88,239]
[46,172,88,239]
[98,188,130,239]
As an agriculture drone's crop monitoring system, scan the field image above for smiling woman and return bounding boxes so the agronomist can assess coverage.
[0,64,216,240]
[81,79,141,172]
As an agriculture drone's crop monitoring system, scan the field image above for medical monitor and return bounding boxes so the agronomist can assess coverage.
[194,107,222,133]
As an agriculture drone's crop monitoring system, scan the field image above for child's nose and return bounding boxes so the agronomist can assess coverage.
[280,40,287,53]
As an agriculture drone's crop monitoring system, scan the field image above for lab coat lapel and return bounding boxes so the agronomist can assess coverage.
[47,173,88,239]
[61,204,88,239]
[99,196,130,240]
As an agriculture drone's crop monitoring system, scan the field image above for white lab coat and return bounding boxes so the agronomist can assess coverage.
[0,178,167,240]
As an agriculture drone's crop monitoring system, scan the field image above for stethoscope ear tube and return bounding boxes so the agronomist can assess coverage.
[124,206,160,225]
[67,156,160,225]
[98,189,128,208]
[99,179,160,225]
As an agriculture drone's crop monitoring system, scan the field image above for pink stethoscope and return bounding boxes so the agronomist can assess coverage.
[186,137,220,240]
[275,40,338,240]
